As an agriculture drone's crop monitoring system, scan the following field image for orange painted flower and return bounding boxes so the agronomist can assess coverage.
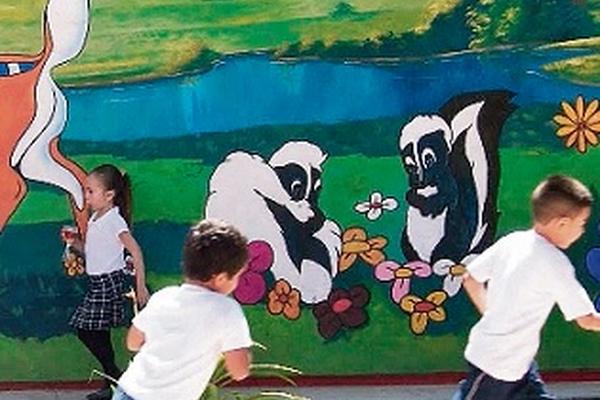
[399,291,447,335]
[267,279,301,320]
[553,95,600,153]
[339,227,387,272]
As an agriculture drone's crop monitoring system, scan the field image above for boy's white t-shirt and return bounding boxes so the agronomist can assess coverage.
[465,229,595,381]
[85,207,129,275]
[118,284,253,400]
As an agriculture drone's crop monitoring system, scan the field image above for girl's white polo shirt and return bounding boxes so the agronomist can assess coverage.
[85,207,129,275]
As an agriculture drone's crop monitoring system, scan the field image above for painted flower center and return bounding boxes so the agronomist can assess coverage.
[278,294,289,304]
[450,264,466,276]
[414,301,436,313]
[371,202,383,209]
[394,268,413,279]
[332,298,352,314]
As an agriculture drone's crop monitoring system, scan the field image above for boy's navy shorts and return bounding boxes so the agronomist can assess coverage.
[452,361,556,400]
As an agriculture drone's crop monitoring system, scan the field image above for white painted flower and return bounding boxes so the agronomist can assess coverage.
[354,192,398,221]
[433,254,479,297]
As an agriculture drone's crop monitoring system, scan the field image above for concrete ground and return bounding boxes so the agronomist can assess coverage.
[1,383,600,400]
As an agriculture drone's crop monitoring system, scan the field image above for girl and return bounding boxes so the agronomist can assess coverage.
[65,164,149,400]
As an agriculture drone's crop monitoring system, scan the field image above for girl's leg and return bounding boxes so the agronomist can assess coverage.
[77,329,122,382]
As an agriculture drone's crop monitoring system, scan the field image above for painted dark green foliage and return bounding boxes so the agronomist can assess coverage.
[279,0,599,59]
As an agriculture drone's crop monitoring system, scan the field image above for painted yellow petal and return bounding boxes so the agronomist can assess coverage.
[342,227,367,242]
[587,111,600,125]
[426,290,448,306]
[560,101,578,122]
[410,312,428,335]
[339,253,357,272]
[267,298,284,315]
[450,264,466,276]
[360,249,386,266]
[584,99,599,120]
[429,307,447,322]
[575,96,585,119]
[283,302,301,320]
[368,236,388,249]
[288,289,301,307]
[556,125,576,138]
[565,132,578,148]
[577,132,587,153]
[584,129,599,146]
[343,241,371,253]
[274,279,291,295]
[587,122,600,132]
[553,115,576,126]
[400,295,422,313]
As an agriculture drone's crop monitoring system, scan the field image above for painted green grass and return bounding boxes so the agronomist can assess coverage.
[0,0,436,86]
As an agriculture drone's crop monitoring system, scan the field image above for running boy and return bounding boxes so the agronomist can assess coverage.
[455,175,600,399]
[112,219,252,400]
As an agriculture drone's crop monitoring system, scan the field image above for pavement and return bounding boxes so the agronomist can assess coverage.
[2,383,600,400]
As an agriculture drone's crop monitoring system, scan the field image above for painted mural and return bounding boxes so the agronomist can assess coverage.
[3,0,600,382]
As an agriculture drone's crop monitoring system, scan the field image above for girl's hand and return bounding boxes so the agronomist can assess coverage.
[60,226,80,245]
[136,284,150,307]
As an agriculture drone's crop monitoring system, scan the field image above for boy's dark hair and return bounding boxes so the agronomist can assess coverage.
[90,164,132,226]
[531,175,592,223]
[183,219,248,281]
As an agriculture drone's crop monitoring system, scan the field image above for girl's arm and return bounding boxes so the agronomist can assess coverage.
[119,231,150,306]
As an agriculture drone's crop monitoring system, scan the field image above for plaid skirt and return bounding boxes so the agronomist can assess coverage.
[70,270,128,331]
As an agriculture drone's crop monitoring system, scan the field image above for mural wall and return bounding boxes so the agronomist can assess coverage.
[2,0,600,381]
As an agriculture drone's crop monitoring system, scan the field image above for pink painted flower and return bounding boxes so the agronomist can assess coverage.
[234,241,273,304]
[374,260,432,303]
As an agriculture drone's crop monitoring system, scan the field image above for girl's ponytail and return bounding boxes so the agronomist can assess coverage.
[116,172,132,227]
[89,164,133,227]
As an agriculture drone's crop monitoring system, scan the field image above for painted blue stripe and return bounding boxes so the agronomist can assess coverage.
[0,62,34,76]
[19,62,34,73]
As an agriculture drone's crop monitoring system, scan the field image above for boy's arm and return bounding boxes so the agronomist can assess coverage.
[119,231,150,306]
[223,348,251,381]
[575,314,600,331]
[126,325,146,352]
[463,272,487,314]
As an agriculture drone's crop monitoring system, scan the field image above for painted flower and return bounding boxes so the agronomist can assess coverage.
[62,246,84,277]
[339,227,387,272]
[374,260,432,302]
[432,254,478,297]
[553,95,600,153]
[312,285,370,339]
[234,240,273,305]
[267,279,301,320]
[399,291,447,335]
[354,192,398,220]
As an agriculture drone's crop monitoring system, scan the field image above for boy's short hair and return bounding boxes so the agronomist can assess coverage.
[531,175,592,223]
[182,219,248,281]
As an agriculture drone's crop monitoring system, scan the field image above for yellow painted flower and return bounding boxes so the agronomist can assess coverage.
[553,95,600,153]
[399,291,447,335]
[267,279,301,320]
[339,227,387,272]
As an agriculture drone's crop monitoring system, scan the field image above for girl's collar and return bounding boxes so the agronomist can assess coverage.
[91,206,117,222]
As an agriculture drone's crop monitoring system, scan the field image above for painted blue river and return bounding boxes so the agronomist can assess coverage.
[63,48,598,142]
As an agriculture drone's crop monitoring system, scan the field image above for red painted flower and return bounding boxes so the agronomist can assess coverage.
[312,285,370,339]
[234,241,273,304]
